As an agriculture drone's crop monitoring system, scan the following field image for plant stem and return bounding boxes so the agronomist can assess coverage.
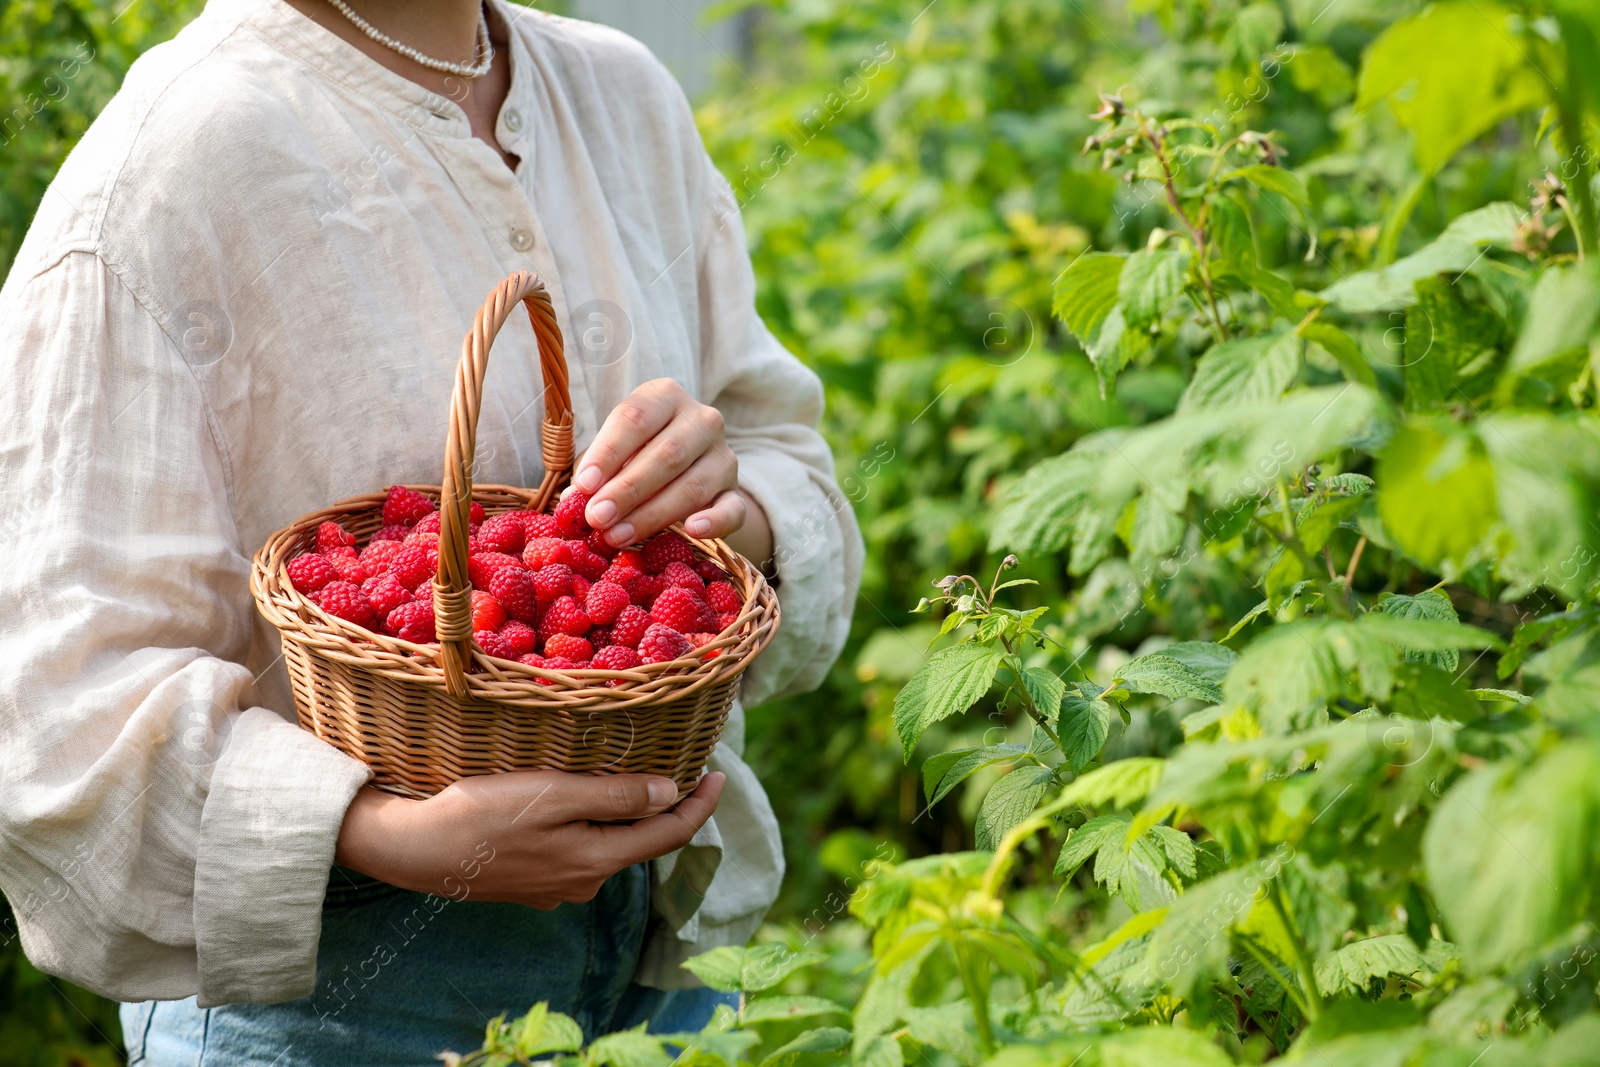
[1268,882,1324,1021]
[955,945,997,1057]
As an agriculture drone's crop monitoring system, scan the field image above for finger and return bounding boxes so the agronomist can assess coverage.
[493,770,681,826]
[587,409,723,535]
[571,382,683,496]
[684,489,747,540]
[604,448,736,547]
[584,772,726,866]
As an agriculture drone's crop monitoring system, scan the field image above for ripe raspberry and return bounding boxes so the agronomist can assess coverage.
[544,633,593,661]
[601,562,643,588]
[414,513,443,535]
[470,590,506,633]
[469,501,487,525]
[319,581,375,628]
[639,623,691,664]
[628,573,666,609]
[571,575,592,602]
[524,513,560,540]
[361,539,403,571]
[516,653,548,668]
[651,586,712,634]
[386,600,437,644]
[660,560,705,591]
[538,595,591,639]
[286,553,336,595]
[466,536,485,556]
[587,624,614,649]
[498,619,537,657]
[474,628,513,661]
[390,544,436,591]
[383,485,436,526]
[615,548,646,571]
[363,573,412,620]
[413,585,434,610]
[489,567,538,623]
[694,560,723,583]
[554,490,592,538]
[592,645,642,671]
[404,530,440,549]
[717,611,740,632]
[585,530,619,559]
[478,513,527,555]
[685,632,717,650]
[468,552,523,591]
[523,537,572,571]
[533,563,574,604]
[610,605,651,649]
[369,523,411,544]
[539,656,580,675]
[704,581,741,614]
[315,521,356,554]
[323,545,358,562]
[642,531,694,575]
[568,545,609,581]
[331,553,377,586]
[585,581,631,624]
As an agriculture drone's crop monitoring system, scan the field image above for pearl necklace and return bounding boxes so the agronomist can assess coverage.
[324,0,495,79]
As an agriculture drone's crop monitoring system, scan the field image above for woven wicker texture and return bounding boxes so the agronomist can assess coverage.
[251,271,780,799]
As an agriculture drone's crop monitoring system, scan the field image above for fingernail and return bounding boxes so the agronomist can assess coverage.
[607,522,634,547]
[587,498,618,527]
[575,466,603,492]
[647,779,676,806]
[687,516,711,537]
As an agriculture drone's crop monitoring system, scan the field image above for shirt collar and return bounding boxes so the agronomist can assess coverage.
[220,0,537,142]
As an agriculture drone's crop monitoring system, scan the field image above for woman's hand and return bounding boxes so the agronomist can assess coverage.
[572,379,772,567]
[335,770,724,907]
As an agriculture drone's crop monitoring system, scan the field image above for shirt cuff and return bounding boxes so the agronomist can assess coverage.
[192,707,371,1007]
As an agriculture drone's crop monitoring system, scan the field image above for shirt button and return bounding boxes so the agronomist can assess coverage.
[509,226,534,251]
[503,108,523,133]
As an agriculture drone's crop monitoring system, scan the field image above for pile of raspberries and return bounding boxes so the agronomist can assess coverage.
[285,485,744,673]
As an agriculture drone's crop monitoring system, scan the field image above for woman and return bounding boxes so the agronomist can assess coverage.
[0,0,862,1061]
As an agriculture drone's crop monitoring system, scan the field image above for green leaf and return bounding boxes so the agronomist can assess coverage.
[1118,247,1189,327]
[1019,666,1066,722]
[1226,164,1308,209]
[1357,2,1548,174]
[585,1025,674,1067]
[1159,642,1238,685]
[1059,757,1165,809]
[975,764,1058,850]
[1148,824,1198,880]
[1297,494,1365,555]
[1376,419,1496,569]
[901,1005,978,1064]
[1376,590,1462,671]
[988,451,1099,556]
[1052,252,1125,343]
[855,1034,904,1067]
[1315,935,1427,997]
[893,644,1003,759]
[1299,321,1378,389]
[1059,688,1116,771]
[513,1004,584,1058]
[1319,203,1520,313]
[1115,654,1225,703]
[681,944,826,994]
[758,1027,850,1066]
[1506,264,1600,381]
[1179,330,1301,412]
[1402,276,1506,412]
[740,995,849,1025]
[922,743,1028,807]
[1424,741,1600,968]
[1055,814,1128,878]
[1099,1026,1237,1067]
[1480,414,1600,599]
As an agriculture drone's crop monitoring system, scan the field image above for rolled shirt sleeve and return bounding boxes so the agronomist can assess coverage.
[0,253,372,1006]
[694,152,865,707]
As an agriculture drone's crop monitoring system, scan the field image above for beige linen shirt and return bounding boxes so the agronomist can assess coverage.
[0,0,861,1006]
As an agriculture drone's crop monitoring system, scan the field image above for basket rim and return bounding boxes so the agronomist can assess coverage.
[250,484,780,711]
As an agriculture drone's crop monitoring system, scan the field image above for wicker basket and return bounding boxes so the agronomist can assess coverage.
[250,270,780,800]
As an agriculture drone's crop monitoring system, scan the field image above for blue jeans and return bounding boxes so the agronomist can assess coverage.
[120,863,738,1065]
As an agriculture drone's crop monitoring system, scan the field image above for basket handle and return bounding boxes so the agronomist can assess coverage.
[435,270,572,697]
